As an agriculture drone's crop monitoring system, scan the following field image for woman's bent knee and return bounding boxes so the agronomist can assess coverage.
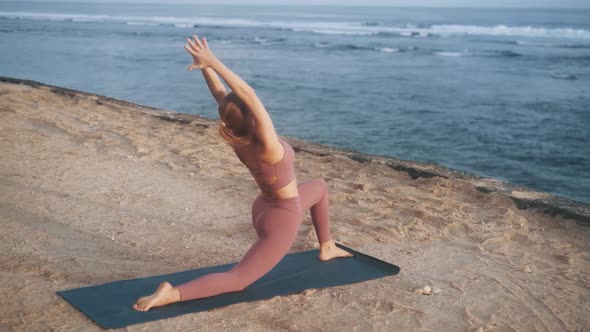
[315,178,328,193]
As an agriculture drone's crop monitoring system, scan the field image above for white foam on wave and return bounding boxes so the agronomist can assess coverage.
[429,24,590,39]
[0,10,376,35]
[174,23,194,28]
[1,11,589,40]
[293,23,590,39]
[434,51,466,57]
[515,40,590,48]
[126,21,157,26]
[0,11,276,29]
[291,27,374,36]
[378,47,399,53]
[516,40,552,47]
[399,31,430,38]
[311,41,400,54]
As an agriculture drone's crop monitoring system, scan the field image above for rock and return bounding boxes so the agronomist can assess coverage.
[301,289,317,296]
[352,183,365,190]
[414,285,432,295]
[524,265,533,273]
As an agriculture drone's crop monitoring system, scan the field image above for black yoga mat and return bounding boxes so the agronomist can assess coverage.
[57,242,400,329]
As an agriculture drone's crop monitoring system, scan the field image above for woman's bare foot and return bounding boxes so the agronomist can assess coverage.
[132,281,181,312]
[318,240,354,261]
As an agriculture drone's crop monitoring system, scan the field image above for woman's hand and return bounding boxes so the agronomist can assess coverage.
[184,34,218,71]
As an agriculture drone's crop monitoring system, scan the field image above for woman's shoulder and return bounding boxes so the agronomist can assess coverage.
[257,136,285,165]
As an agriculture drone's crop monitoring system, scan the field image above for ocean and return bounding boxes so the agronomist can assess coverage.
[0,2,588,204]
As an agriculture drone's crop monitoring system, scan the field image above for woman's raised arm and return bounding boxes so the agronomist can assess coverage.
[184,35,279,147]
[201,67,227,105]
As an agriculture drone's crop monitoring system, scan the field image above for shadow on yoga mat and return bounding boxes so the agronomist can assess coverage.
[57,242,400,329]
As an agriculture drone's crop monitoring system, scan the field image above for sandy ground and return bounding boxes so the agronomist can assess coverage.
[1,78,589,332]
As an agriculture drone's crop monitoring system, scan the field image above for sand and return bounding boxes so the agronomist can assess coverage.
[1,77,589,331]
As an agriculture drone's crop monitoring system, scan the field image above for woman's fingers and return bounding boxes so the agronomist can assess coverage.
[193,34,204,48]
[185,34,207,52]
[184,44,198,57]
[186,37,199,52]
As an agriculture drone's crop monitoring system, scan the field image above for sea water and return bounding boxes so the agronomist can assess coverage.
[0,2,588,203]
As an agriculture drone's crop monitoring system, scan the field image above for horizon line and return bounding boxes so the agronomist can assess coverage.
[2,1,590,9]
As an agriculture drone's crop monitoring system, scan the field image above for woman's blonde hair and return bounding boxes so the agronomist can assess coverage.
[217,91,255,147]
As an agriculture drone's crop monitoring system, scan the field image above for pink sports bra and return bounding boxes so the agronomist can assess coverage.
[236,139,296,194]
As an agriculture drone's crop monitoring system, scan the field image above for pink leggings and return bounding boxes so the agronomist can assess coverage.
[176,178,333,302]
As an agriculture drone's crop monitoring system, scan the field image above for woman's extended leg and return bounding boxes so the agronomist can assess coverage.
[132,200,302,311]
[175,219,299,302]
[297,178,354,261]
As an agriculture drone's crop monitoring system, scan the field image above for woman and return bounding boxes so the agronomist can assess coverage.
[132,35,353,312]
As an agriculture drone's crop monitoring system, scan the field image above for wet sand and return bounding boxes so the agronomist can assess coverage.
[1,77,589,331]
